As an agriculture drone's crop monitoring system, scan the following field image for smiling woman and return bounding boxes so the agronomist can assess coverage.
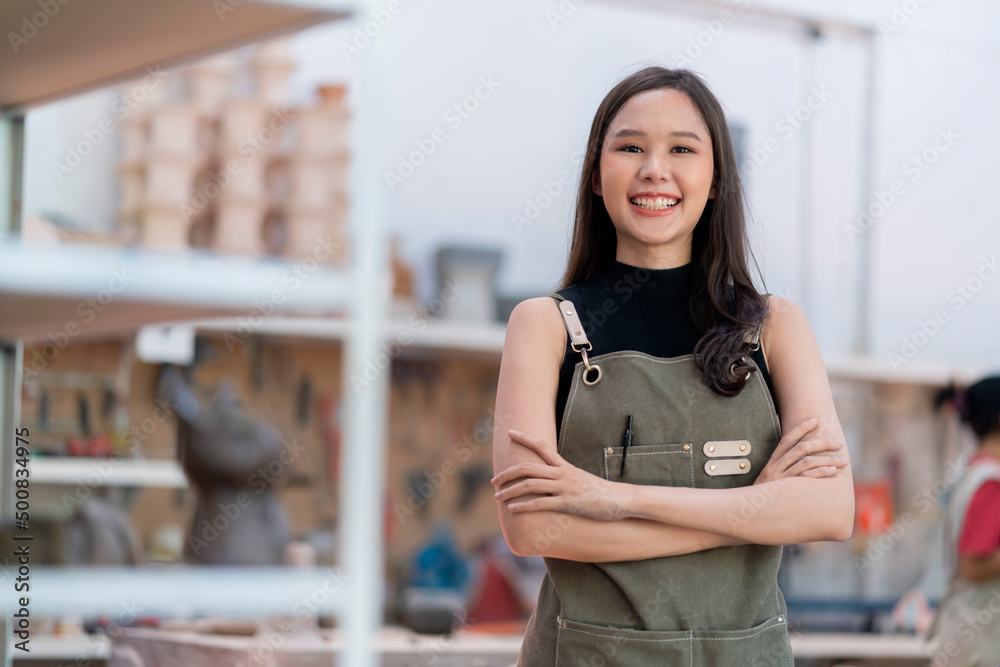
[492,66,854,667]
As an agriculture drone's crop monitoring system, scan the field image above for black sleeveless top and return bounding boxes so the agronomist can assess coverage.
[551,259,779,442]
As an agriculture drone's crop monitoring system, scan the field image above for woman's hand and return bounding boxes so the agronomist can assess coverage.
[491,429,630,521]
[754,417,849,485]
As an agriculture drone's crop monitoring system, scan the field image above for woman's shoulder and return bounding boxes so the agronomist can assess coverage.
[505,297,568,363]
[759,294,808,370]
[759,294,808,338]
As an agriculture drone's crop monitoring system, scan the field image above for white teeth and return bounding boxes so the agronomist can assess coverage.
[630,197,679,210]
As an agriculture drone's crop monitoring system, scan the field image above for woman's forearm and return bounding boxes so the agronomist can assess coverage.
[504,505,746,562]
[625,474,855,544]
[959,549,1000,583]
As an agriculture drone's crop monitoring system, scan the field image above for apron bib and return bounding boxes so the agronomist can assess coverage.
[516,294,793,666]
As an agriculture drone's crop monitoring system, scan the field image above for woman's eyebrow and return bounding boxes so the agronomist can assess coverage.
[611,128,704,143]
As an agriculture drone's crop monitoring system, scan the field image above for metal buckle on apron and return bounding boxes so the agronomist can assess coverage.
[576,342,602,386]
[555,299,603,386]
[730,357,750,381]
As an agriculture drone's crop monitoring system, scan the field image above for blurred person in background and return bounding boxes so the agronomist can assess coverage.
[492,66,854,666]
[931,376,1000,667]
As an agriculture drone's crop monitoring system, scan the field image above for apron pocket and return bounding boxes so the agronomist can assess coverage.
[555,615,693,667]
[603,442,694,488]
[692,614,793,667]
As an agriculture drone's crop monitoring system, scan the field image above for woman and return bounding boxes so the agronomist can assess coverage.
[930,376,1000,667]
[491,66,855,665]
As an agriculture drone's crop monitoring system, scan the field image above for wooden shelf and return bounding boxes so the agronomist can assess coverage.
[1,0,357,111]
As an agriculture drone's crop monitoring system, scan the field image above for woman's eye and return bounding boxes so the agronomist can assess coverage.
[618,145,693,154]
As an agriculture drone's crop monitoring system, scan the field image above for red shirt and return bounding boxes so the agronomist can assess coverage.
[957,452,1000,556]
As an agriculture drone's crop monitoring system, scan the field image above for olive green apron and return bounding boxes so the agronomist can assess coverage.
[516,293,793,666]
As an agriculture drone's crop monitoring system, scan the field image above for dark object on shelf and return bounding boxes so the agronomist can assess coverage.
[158,366,290,565]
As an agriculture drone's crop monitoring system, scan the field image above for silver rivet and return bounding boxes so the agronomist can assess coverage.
[708,445,715,453]
[566,310,573,315]
[778,616,783,622]
[709,464,716,471]
[740,444,747,451]
[740,462,747,469]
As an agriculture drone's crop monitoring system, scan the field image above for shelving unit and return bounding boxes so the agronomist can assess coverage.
[0,2,395,667]
[28,458,187,488]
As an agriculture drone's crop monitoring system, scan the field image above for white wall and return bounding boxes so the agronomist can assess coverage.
[22,0,1000,369]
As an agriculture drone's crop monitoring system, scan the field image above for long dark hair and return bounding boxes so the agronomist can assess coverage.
[935,376,1000,440]
[558,65,769,397]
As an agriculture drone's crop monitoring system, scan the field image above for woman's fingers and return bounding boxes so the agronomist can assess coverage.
[771,417,820,466]
[504,429,563,467]
[785,455,848,478]
[798,466,840,478]
[773,434,845,477]
[495,478,553,502]
[491,460,559,488]
[507,496,560,513]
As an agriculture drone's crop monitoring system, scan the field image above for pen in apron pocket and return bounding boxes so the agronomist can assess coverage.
[620,415,633,476]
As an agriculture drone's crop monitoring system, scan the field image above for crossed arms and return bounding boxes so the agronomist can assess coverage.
[492,296,855,563]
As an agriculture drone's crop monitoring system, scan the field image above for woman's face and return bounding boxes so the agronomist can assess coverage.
[593,88,716,267]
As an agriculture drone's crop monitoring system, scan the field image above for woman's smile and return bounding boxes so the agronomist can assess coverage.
[629,192,682,216]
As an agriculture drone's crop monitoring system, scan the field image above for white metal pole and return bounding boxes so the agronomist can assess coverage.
[0,110,26,667]
[339,0,391,664]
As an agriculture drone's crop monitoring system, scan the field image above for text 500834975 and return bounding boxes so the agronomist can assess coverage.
[12,426,32,653]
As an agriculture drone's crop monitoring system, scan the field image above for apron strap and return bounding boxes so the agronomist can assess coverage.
[549,296,591,352]
[548,293,602,386]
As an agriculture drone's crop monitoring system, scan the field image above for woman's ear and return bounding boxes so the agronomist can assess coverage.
[708,181,717,199]
[591,171,602,197]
